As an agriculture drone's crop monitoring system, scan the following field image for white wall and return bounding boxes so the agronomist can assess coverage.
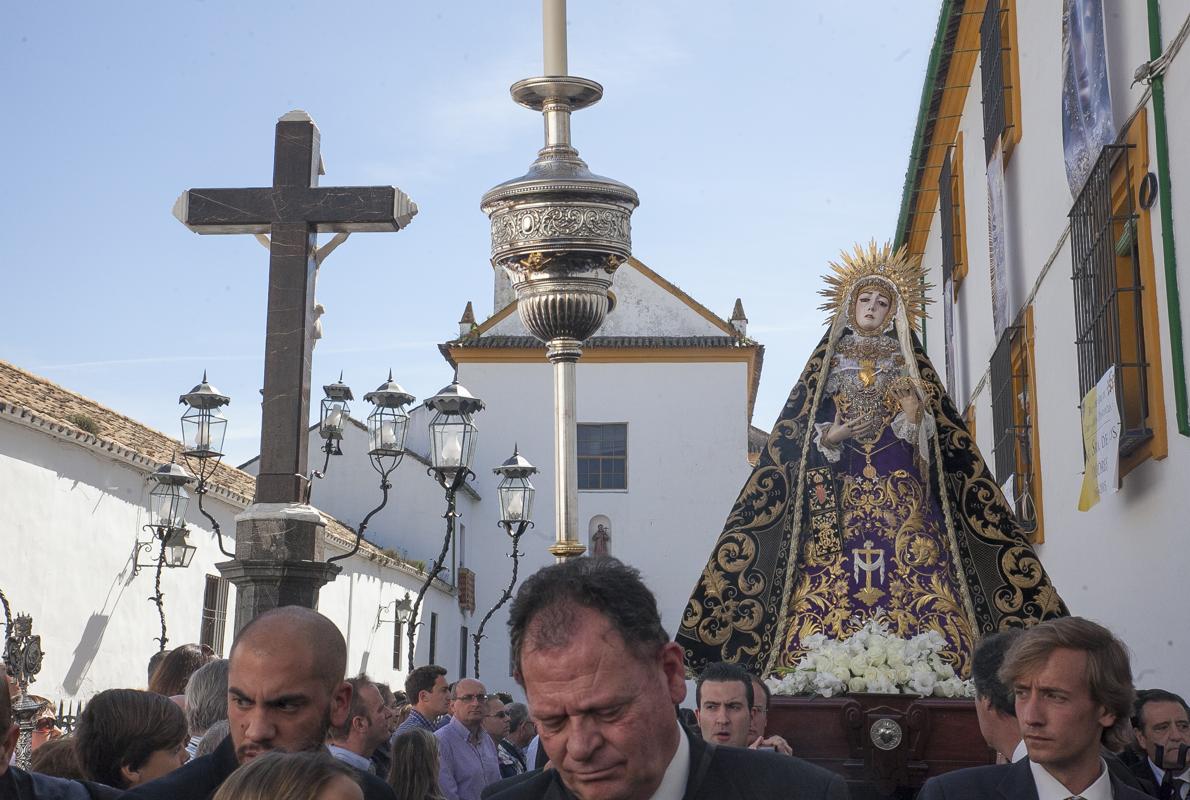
[0,419,238,698]
[920,2,1190,696]
[457,356,753,681]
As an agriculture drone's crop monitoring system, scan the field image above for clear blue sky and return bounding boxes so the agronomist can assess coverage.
[2,2,939,466]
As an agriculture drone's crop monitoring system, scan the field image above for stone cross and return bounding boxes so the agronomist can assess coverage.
[174,110,416,503]
[174,111,416,627]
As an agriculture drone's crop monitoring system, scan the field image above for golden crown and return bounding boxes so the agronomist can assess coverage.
[818,240,931,324]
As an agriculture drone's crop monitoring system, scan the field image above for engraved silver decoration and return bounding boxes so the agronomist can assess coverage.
[870,717,904,751]
[4,614,47,770]
[481,2,639,561]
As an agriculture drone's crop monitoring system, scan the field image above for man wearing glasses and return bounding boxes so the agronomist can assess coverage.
[436,679,501,800]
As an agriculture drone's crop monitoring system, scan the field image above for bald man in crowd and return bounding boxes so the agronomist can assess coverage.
[129,606,395,800]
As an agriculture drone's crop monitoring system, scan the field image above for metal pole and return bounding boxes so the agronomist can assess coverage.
[547,340,584,561]
[543,0,567,75]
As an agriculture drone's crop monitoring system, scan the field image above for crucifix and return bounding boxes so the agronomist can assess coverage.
[174,110,416,629]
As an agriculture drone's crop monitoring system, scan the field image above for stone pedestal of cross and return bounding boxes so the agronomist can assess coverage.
[173,110,416,633]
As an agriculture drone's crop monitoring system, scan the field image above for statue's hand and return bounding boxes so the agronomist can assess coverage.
[824,409,879,445]
[895,385,923,423]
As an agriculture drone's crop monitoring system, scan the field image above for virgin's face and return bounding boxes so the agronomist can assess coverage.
[853,289,892,333]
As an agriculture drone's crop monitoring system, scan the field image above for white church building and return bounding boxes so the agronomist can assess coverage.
[0,254,763,701]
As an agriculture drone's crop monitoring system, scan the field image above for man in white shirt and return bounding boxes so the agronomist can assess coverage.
[918,616,1151,800]
[1132,690,1190,799]
[327,676,391,774]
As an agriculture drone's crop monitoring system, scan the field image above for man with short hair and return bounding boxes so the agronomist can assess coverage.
[184,659,229,758]
[486,557,847,799]
[918,616,1151,800]
[969,629,1026,762]
[1131,689,1190,798]
[396,664,450,738]
[483,696,511,744]
[695,663,792,755]
[328,675,390,774]
[497,702,533,779]
[128,605,395,800]
[748,673,793,755]
[436,678,502,800]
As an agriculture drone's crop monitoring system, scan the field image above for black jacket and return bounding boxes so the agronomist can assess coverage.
[480,729,848,800]
[124,735,395,800]
[918,757,1155,800]
[0,767,122,800]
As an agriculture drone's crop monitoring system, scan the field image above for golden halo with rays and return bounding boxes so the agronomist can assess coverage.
[818,240,931,324]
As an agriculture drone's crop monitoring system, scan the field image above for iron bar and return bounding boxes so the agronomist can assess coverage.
[196,484,235,560]
[471,520,531,679]
[328,477,392,565]
[150,538,169,651]
[407,467,473,671]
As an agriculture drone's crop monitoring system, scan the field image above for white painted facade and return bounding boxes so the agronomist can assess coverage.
[0,368,456,701]
[908,2,1190,695]
[0,256,760,700]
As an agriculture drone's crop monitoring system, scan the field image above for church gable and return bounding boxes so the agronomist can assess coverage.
[480,258,738,339]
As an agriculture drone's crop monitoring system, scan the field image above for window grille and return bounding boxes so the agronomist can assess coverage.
[392,622,403,671]
[200,574,229,656]
[1070,142,1152,456]
[981,0,1008,163]
[990,324,1038,535]
[940,147,956,290]
[578,424,627,490]
[459,626,469,679]
[429,612,438,665]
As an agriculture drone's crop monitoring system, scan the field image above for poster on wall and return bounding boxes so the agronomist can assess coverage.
[987,135,1010,339]
[1077,367,1121,511]
[1062,0,1115,198]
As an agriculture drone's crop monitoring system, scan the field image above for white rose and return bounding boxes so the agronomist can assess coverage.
[908,669,936,696]
[847,676,868,693]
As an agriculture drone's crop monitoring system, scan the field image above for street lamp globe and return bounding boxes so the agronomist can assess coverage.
[363,372,415,476]
[319,373,354,455]
[149,461,196,531]
[179,372,230,465]
[494,446,537,528]
[393,593,414,625]
[162,528,198,569]
[424,380,485,475]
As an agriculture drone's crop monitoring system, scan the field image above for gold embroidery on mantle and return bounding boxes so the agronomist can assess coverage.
[780,469,975,676]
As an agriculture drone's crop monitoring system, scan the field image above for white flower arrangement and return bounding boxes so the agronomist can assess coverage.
[766,618,974,699]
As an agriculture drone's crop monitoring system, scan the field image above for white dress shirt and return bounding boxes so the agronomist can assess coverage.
[645,719,691,800]
[1029,757,1112,800]
[1011,739,1028,762]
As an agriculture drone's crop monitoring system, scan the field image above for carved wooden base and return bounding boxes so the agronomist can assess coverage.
[768,694,994,799]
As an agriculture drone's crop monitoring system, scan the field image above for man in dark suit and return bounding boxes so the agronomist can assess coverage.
[127,606,394,800]
[1129,689,1190,798]
[918,616,1151,800]
[482,557,848,800]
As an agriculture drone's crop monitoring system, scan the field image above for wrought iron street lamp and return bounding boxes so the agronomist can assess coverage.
[407,379,484,670]
[472,446,537,678]
[376,592,414,628]
[318,374,353,458]
[481,0,638,561]
[138,460,198,651]
[179,374,234,559]
[328,373,416,565]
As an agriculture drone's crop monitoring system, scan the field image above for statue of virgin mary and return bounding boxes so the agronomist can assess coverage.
[677,242,1066,677]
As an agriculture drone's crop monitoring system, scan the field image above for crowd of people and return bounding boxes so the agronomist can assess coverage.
[3,557,1188,799]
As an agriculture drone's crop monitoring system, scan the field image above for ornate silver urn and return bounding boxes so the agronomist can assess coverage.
[481,0,638,560]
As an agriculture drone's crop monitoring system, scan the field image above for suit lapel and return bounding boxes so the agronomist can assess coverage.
[998,758,1040,800]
